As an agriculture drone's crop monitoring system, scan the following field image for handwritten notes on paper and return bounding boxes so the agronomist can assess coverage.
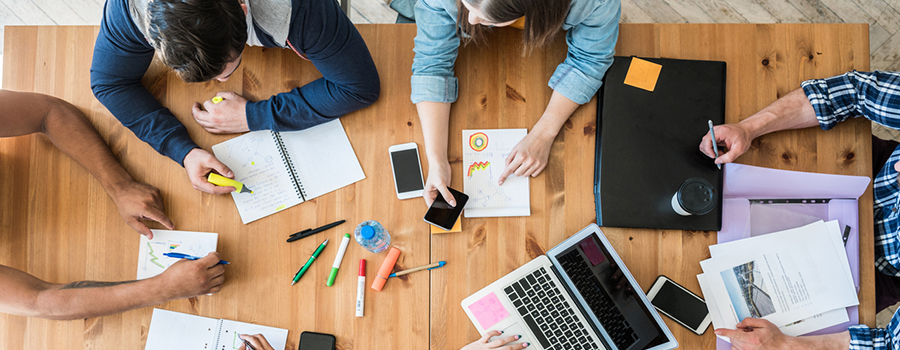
[462,129,531,217]
[624,57,662,92]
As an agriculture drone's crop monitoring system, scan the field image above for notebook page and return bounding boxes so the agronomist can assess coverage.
[216,319,289,350]
[137,230,218,280]
[145,309,219,350]
[212,131,304,224]
[462,129,531,217]
[277,119,365,199]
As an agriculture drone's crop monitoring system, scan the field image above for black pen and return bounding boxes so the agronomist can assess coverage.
[238,334,257,350]
[287,220,346,242]
[842,225,851,247]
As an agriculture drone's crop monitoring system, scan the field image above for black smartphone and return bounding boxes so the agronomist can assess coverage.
[298,331,336,350]
[423,187,469,230]
[646,275,711,335]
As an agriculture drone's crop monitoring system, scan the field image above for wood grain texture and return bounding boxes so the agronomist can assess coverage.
[0,24,872,350]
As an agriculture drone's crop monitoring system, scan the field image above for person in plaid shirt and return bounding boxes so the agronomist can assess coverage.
[699,70,900,350]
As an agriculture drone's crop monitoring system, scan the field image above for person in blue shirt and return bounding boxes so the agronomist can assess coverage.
[406,0,620,207]
[91,0,380,195]
[700,70,900,350]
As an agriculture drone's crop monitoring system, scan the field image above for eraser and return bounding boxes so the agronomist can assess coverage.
[371,247,400,291]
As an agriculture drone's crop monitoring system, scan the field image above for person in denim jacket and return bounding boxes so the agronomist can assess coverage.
[406,0,621,207]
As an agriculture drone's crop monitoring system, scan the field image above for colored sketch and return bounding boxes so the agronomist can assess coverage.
[467,161,490,177]
[469,132,489,151]
[137,230,218,280]
[462,129,530,217]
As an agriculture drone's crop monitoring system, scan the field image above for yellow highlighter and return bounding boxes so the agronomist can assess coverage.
[212,96,224,104]
[207,173,253,193]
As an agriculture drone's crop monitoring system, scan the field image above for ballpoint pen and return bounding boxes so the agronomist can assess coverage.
[287,220,346,242]
[708,120,721,170]
[292,239,329,285]
[163,252,230,265]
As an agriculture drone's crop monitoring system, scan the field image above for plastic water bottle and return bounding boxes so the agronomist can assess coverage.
[354,220,391,253]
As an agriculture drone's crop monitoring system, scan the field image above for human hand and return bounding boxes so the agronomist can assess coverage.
[461,330,529,350]
[158,252,226,299]
[699,124,752,165]
[108,180,174,239]
[715,318,793,350]
[238,333,275,350]
[183,148,235,195]
[498,131,554,186]
[424,160,455,208]
[191,92,249,134]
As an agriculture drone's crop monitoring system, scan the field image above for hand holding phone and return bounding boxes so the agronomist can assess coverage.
[424,187,469,231]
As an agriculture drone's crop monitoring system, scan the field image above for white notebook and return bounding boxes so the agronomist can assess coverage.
[212,120,366,224]
[137,230,218,280]
[462,129,531,217]
[145,309,289,350]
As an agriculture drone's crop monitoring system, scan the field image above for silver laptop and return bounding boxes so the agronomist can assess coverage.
[462,224,677,350]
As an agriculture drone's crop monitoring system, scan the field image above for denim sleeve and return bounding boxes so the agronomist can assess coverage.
[847,309,900,350]
[548,0,620,105]
[247,0,380,131]
[90,0,198,166]
[801,70,900,131]
[410,0,459,104]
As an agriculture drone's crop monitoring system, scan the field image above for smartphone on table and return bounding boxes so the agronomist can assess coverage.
[423,187,469,231]
[388,142,425,200]
[298,331,335,350]
[646,275,711,335]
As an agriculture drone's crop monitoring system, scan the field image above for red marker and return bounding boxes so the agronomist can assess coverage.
[356,259,366,317]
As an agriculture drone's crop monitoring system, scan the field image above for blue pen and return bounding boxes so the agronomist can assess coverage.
[708,120,721,170]
[389,261,446,277]
[163,252,230,265]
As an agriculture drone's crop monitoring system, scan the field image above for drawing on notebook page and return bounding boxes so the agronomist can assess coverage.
[137,230,218,280]
[462,129,530,217]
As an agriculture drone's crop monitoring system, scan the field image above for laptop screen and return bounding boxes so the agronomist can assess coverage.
[552,233,668,350]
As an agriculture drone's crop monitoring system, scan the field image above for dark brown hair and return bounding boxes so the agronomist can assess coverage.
[147,0,248,82]
[457,0,570,50]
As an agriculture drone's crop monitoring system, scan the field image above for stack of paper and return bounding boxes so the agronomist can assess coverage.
[697,220,858,339]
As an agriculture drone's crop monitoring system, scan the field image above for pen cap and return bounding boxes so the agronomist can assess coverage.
[371,247,401,291]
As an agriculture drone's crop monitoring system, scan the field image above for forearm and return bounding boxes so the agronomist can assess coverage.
[792,331,850,350]
[737,88,819,140]
[534,91,580,139]
[416,101,452,164]
[32,279,171,320]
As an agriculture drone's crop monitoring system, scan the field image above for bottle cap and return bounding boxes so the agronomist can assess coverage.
[361,225,375,239]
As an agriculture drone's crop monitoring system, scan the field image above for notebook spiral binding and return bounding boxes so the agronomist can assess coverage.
[213,320,224,348]
[273,131,307,201]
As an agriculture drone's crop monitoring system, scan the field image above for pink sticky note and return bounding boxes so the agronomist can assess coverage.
[579,238,606,266]
[467,292,510,330]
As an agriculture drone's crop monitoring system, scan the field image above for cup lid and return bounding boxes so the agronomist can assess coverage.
[677,178,716,215]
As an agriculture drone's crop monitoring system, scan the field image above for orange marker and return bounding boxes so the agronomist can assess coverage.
[371,247,400,291]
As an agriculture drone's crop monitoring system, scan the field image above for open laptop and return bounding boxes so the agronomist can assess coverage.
[461,224,677,350]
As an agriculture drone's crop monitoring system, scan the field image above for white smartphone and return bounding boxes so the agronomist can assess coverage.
[389,142,425,200]
[646,275,711,335]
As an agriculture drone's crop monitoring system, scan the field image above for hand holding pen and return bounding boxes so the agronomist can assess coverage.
[699,122,753,165]
[157,252,226,298]
[238,334,274,350]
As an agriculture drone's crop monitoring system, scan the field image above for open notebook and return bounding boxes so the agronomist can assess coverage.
[145,309,289,350]
[462,129,530,217]
[212,120,366,224]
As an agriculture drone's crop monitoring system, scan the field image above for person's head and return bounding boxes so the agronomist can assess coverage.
[147,0,248,83]
[457,0,570,50]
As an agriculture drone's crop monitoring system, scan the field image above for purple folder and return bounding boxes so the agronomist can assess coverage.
[715,164,869,348]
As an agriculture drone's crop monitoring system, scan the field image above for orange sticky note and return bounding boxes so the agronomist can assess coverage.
[623,57,662,92]
[431,219,462,234]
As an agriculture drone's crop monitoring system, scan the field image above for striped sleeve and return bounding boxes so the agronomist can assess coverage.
[801,70,900,131]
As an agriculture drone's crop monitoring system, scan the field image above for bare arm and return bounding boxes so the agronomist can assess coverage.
[417,101,455,207]
[0,90,173,237]
[700,88,819,164]
[716,318,849,350]
[0,253,225,320]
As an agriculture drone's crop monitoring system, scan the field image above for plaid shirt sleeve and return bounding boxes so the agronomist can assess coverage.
[848,309,900,350]
[801,70,900,131]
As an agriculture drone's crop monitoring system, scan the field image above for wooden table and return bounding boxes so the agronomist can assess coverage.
[0,24,872,350]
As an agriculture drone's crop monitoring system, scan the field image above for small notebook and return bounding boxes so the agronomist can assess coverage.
[145,309,289,350]
[462,129,530,217]
[212,120,366,224]
[137,230,218,280]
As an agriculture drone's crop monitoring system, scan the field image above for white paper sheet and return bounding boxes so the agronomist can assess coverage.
[462,129,530,217]
[137,230,218,280]
[145,309,290,350]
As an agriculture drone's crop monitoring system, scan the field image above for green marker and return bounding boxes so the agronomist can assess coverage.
[292,239,328,286]
[327,234,352,286]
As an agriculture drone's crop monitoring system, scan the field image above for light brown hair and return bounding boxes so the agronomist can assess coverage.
[456,0,570,51]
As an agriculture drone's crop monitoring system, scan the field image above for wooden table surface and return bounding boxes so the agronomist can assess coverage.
[0,24,872,350]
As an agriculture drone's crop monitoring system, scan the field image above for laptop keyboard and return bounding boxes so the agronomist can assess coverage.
[503,267,601,350]
[558,250,637,350]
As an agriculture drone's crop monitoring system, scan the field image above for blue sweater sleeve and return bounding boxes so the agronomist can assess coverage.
[244,0,380,131]
[90,0,199,166]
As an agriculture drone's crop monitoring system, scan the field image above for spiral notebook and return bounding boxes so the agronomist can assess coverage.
[212,120,366,224]
[145,309,288,350]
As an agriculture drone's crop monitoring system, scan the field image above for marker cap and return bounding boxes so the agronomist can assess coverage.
[371,247,401,291]
[359,259,366,276]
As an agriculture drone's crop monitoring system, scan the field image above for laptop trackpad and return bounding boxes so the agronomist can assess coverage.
[489,323,529,346]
